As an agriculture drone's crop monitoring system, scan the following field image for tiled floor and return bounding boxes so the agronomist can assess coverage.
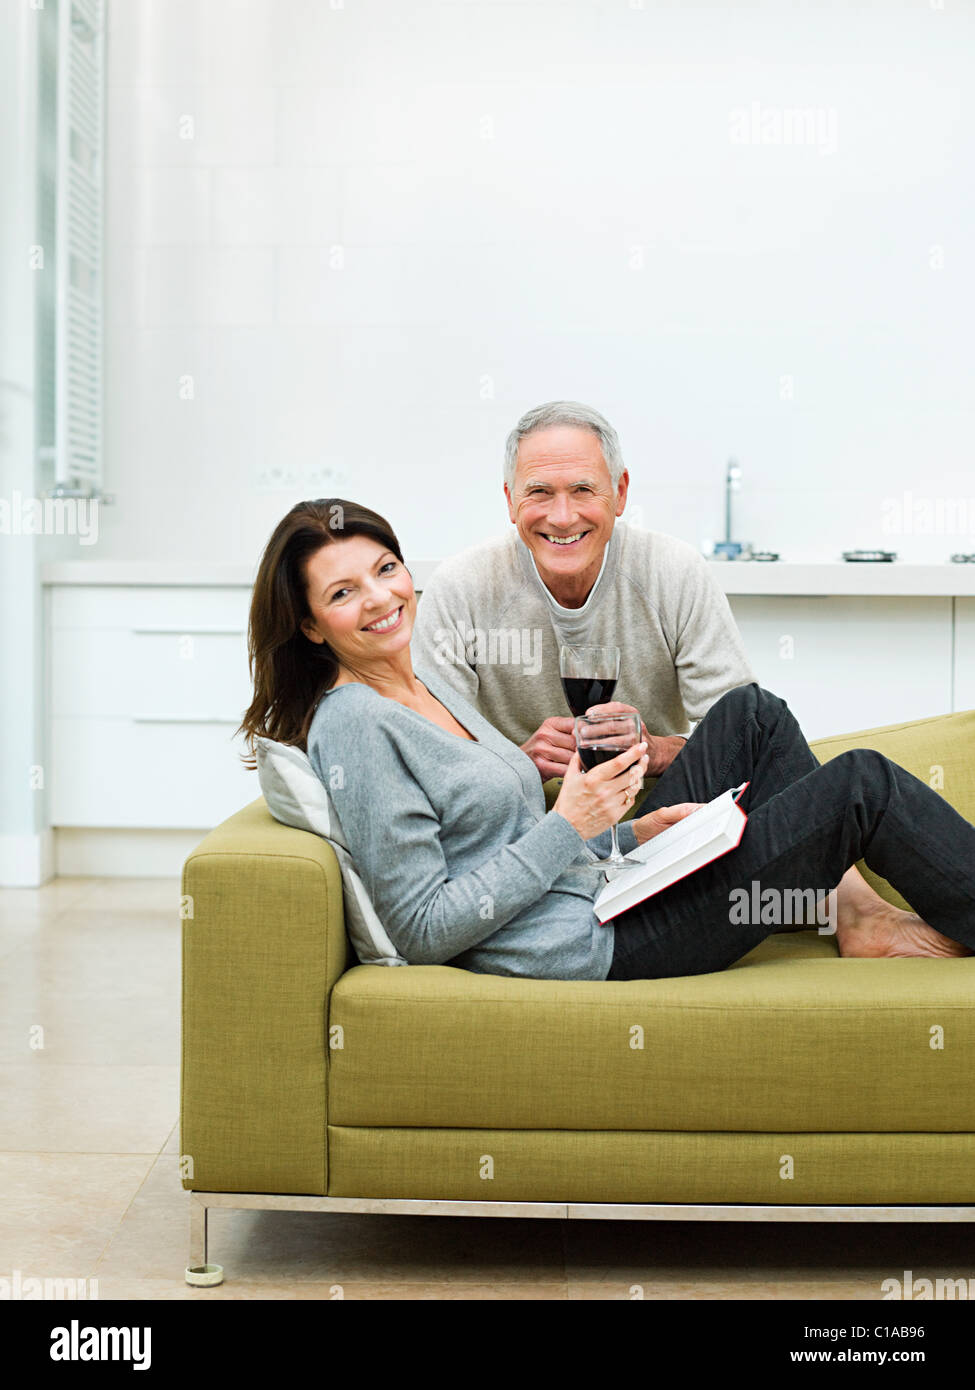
[1,876,972,1301]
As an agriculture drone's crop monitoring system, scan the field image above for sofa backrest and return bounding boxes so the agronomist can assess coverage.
[810,706,975,907]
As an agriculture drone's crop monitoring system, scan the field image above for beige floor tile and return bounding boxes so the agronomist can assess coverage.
[0,907,180,1064]
[163,1123,180,1155]
[334,1281,568,1300]
[569,1280,686,1300]
[0,878,101,921]
[0,914,180,1003]
[68,879,183,916]
[0,1065,178,1153]
[567,1278,887,1300]
[92,1277,567,1300]
[0,882,100,956]
[88,1277,340,1300]
[0,995,178,1066]
[0,920,45,964]
[0,1152,156,1276]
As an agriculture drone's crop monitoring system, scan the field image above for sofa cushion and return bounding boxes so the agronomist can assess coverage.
[327,930,975,1133]
[326,1128,975,1206]
[254,735,408,967]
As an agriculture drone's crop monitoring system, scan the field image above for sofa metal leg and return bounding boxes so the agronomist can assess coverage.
[185,1193,223,1287]
[180,1193,975,1286]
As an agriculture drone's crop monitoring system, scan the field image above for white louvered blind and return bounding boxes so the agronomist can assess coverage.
[54,0,105,492]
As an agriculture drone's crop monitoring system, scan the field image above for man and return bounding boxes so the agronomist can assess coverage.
[411,400,757,787]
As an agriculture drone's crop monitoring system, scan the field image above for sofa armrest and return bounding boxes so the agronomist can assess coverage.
[180,795,348,1196]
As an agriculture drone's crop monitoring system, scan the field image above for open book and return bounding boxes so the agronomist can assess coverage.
[593,782,750,923]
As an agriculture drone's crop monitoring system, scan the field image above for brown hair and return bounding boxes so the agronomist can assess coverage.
[235,498,405,769]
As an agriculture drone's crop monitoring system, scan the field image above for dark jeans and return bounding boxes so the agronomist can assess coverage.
[605,683,975,981]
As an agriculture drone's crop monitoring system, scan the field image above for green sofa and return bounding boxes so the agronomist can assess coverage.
[180,708,975,1284]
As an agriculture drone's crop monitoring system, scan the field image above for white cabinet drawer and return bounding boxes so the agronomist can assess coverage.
[50,717,262,828]
[52,627,252,719]
[51,585,252,631]
[47,583,265,828]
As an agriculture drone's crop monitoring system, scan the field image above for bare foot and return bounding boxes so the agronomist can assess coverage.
[836,898,972,959]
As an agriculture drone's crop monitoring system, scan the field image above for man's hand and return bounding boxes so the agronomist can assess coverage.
[585,701,686,777]
[632,802,707,846]
[520,716,577,781]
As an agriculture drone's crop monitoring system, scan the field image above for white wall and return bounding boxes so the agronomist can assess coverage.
[95,0,975,568]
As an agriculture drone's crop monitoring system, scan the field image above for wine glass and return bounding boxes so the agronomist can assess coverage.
[559,645,620,717]
[575,710,645,875]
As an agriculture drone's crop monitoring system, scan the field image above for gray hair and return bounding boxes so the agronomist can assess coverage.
[503,401,625,493]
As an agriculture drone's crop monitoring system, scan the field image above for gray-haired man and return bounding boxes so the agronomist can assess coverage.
[412,401,757,785]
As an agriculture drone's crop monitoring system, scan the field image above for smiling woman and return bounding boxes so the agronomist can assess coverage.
[235,499,410,764]
[299,528,479,741]
[235,498,488,766]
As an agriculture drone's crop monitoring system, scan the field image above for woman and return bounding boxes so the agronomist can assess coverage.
[238,500,975,982]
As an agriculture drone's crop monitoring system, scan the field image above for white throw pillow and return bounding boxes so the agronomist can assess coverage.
[254,735,409,967]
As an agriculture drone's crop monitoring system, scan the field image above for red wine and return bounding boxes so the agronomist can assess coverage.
[579,745,627,772]
[561,676,617,717]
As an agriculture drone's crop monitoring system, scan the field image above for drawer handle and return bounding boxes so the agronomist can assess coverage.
[131,716,241,725]
[130,628,245,636]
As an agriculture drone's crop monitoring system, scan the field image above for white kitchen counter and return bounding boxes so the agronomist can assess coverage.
[703,561,975,597]
[40,558,975,596]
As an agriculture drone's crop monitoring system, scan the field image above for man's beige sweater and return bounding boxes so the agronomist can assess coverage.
[411,522,757,749]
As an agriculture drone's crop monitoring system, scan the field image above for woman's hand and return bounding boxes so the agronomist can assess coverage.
[632,802,707,846]
[552,743,649,841]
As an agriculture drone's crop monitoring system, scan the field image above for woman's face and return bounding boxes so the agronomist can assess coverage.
[300,534,416,671]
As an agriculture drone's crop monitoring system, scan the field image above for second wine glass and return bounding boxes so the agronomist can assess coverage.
[559,644,620,718]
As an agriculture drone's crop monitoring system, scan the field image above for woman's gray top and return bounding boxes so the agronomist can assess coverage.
[306,664,639,980]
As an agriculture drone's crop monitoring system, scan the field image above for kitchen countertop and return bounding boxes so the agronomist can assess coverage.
[700,561,975,597]
[40,559,975,597]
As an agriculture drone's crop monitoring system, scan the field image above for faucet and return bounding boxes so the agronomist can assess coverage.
[725,458,741,549]
[711,458,749,559]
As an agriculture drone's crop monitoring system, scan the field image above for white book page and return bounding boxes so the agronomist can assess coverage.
[594,782,748,916]
[626,783,746,866]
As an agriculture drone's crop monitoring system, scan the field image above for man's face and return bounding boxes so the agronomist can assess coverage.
[504,424,628,587]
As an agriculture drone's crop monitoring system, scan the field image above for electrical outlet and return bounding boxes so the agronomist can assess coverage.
[304,463,348,491]
[254,464,299,492]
